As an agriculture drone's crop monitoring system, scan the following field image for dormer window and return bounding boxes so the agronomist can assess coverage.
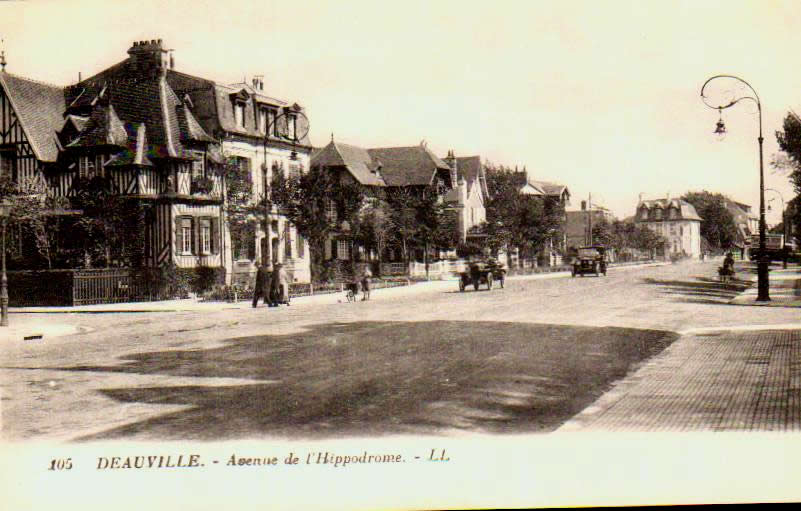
[639,207,649,220]
[234,102,245,128]
[653,207,663,220]
[258,107,267,134]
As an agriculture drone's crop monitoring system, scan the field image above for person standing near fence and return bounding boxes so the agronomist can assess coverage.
[252,261,269,308]
[269,262,291,307]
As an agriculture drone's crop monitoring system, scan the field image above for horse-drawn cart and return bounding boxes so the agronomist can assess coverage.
[458,260,506,292]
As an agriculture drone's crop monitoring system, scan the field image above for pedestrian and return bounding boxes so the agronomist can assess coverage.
[270,262,290,307]
[361,267,372,301]
[251,261,269,308]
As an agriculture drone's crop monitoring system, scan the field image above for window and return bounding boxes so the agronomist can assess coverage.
[267,108,278,137]
[0,148,14,179]
[326,199,337,222]
[258,107,267,134]
[288,162,302,179]
[192,156,204,178]
[284,222,292,259]
[654,207,662,220]
[234,102,245,128]
[297,234,305,258]
[337,239,351,260]
[200,218,212,254]
[639,208,648,220]
[177,217,193,255]
[232,156,252,185]
[669,223,676,235]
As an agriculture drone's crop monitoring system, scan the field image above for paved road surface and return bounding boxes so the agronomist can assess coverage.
[2,260,799,441]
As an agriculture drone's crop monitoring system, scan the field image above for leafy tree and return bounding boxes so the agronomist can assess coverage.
[69,175,148,268]
[269,164,364,281]
[681,191,738,250]
[775,112,801,242]
[0,174,68,269]
[481,163,564,265]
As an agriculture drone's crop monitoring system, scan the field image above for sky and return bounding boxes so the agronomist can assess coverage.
[1,0,799,221]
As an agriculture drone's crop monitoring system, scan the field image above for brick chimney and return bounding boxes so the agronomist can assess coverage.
[443,150,458,189]
[127,39,170,74]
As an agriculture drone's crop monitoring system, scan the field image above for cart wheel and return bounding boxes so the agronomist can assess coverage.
[487,274,493,290]
[459,279,465,292]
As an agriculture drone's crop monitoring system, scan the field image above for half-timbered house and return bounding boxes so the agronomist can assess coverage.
[1,39,226,274]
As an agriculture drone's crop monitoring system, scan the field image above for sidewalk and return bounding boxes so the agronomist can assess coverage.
[561,264,801,432]
[729,263,801,307]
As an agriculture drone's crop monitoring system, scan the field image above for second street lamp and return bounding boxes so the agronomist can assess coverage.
[701,74,770,301]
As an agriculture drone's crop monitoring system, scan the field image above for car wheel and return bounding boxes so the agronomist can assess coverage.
[459,280,465,292]
[499,276,505,288]
[473,278,479,291]
[487,274,493,290]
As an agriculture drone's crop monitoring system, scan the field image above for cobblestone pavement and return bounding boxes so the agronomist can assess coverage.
[2,260,801,439]
[561,262,801,432]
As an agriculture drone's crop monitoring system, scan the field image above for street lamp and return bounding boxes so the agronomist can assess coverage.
[701,75,770,301]
[0,200,10,326]
[260,108,309,265]
[766,188,787,269]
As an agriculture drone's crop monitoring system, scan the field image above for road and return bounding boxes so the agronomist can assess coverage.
[2,260,799,441]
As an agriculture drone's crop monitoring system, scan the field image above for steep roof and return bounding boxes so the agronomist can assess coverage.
[366,145,449,187]
[64,61,212,160]
[530,178,569,198]
[311,141,386,186]
[0,72,66,162]
[166,70,311,147]
[637,198,702,221]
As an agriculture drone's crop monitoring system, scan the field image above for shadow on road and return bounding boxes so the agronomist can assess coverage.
[642,276,749,304]
[53,321,678,442]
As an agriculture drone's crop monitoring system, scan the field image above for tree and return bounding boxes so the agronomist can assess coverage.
[775,111,801,242]
[482,163,564,265]
[681,191,738,250]
[0,173,68,269]
[219,157,264,263]
[270,164,364,282]
[384,186,459,277]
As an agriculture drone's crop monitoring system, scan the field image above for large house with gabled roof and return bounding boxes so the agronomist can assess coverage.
[1,38,313,283]
[1,39,225,273]
[311,139,485,262]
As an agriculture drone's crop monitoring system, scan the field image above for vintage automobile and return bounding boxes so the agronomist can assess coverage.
[458,259,506,291]
[572,246,607,277]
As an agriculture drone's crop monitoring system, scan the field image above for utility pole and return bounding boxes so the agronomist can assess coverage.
[587,193,593,246]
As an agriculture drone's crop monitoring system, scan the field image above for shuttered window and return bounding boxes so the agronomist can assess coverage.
[176,217,194,255]
[200,218,212,254]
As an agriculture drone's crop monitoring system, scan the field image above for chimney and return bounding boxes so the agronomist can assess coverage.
[581,200,587,211]
[169,51,174,70]
[127,39,170,74]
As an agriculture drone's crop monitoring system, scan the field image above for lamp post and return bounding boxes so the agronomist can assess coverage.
[0,200,10,327]
[260,108,309,266]
[766,188,787,269]
[701,75,770,301]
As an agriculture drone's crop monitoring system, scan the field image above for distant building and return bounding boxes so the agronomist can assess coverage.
[511,171,571,265]
[565,202,615,250]
[635,197,703,258]
[724,199,759,251]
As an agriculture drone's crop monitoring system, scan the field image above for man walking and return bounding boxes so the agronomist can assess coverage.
[252,261,269,308]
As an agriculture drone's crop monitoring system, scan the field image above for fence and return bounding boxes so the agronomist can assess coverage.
[7,268,168,306]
